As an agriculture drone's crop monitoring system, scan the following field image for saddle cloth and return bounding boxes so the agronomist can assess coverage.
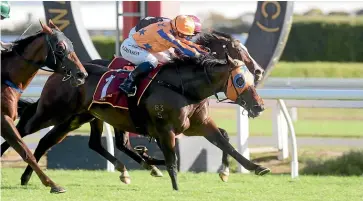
[91,56,161,109]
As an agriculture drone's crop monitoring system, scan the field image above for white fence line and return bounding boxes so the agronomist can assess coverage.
[262,78,363,89]
[21,86,363,176]
[235,88,363,179]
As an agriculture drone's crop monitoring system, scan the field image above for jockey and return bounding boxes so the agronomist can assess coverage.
[127,15,203,61]
[129,15,202,41]
[0,1,12,51]
[119,15,208,96]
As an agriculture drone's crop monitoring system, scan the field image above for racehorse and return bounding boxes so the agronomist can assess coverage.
[1,20,87,193]
[1,32,270,190]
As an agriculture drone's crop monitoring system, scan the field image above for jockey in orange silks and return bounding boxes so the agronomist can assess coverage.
[119,15,208,96]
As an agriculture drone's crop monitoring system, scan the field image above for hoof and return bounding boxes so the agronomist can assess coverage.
[219,172,229,182]
[120,171,131,184]
[50,186,67,194]
[255,166,270,176]
[218,166,230,182]
[150,166,163,177]
[20,178,29,186]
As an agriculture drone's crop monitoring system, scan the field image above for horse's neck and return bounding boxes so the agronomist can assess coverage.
[4,36,46,90]
[156,64,229,100]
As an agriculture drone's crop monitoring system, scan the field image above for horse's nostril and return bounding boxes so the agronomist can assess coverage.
[254,105,264,112]
[254,69,263,76]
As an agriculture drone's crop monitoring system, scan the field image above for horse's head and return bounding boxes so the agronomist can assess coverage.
[196,31,264,85]
[223,53,264,118]
[39,20,87,86]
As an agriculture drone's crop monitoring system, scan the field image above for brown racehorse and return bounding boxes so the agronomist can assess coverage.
[15,59,266,191]
[2,32,270,189]
[1,20,87,193]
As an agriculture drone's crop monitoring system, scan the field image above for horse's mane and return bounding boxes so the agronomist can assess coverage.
[1,31,45,58]
[157,31,235,71]
[211,30,234,40]
[195,31,234,45]
[83,62,110,76]
[162,54,227,71]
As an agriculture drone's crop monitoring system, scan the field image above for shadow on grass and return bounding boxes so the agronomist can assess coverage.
[301,150,363,176]
[1,185,39,190]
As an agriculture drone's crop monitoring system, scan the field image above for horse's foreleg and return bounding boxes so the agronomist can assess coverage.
[202,119,270,176]
[1,101,44,156]
[20,114,92,186]
[155,127,178,190]
[1,114,65,193]
[114,129,163,177]
[88,120,130,184]
[218,128,230,182]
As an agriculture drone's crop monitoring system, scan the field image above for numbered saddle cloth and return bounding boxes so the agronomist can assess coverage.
[90,57,161,109]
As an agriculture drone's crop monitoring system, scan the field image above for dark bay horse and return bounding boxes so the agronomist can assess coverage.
[2,32,270,190]
[1,20,88,193]
[11,56,266,191]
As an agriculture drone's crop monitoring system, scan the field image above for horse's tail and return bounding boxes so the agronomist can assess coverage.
[18,98,38,118]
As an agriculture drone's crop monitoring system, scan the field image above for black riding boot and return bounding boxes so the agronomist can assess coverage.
[119,62,154,96]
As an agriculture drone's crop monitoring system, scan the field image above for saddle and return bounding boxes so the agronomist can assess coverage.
[91,56,162,134]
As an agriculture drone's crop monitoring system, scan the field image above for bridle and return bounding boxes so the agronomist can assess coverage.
[13,30,73,81]
[205,40,241,102]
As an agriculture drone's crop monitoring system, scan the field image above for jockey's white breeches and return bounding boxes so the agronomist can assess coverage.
[120,34,172,68]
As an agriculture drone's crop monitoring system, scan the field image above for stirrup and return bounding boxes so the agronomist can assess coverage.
[127,86,137,97]
[121,85,136,97]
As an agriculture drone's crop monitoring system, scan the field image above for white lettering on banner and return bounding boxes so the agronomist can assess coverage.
[101,75,116,99]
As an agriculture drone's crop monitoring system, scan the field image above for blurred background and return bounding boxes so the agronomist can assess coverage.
[1,1,362,177]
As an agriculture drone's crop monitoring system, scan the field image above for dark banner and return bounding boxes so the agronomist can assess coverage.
[43,1,100,62]
[245,1,294,85]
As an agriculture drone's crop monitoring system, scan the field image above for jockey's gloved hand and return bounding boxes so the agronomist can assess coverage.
[195,52,202,59]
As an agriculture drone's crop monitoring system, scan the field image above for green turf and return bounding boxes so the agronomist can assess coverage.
[1,168,362,201]
[270,62,363,78]
[215,119,363,138]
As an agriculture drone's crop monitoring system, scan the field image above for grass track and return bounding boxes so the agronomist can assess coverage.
[1,168,362,201]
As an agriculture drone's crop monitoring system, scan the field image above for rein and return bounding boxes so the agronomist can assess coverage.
[149,53,240,103]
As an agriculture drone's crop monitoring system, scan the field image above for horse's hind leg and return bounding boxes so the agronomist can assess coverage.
[1,115,65,193]
[114,129,163,177]
[88,120,130,184]
[218,128,230,182]
[20,114,92,186]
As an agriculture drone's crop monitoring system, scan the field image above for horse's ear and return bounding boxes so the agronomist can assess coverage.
[39,19,53,34]
[48,19,61,31]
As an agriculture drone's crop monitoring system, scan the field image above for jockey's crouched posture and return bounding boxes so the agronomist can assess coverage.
[119,15,208,96]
